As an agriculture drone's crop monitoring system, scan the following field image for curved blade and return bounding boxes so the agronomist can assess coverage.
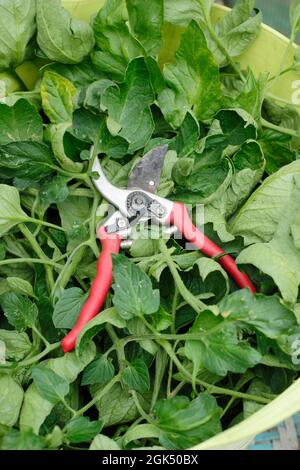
[127,145,168,193]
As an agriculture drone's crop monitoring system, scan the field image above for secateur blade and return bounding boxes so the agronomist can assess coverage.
[127,144,168,193]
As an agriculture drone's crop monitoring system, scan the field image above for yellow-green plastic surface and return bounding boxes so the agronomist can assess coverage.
[4,0,300,450]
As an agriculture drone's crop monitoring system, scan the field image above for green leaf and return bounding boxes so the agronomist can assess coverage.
[126,0,163,56]
[121,359,150,393]
[1,428,46,450]
[41,71,77,124]
[57,195,91,251]
[186,289,299,376]
[145,56,166,94]
[31,366,70,405]
[112,255,160,320]
[185,311,261,376]
[72,109,128,159]
[173,151,232,201]
[123,423,160,447]
[0,0,36,70]
[151,306,173,332]
[219,290,298,339]
[231,160,300,244]
[0,240,6,261]
[238,243,300,306]
[0,142,56,188]
[48,343,96,381]
[0,100,43,145]
[47,122,86,173]
[0,329,31,361]
[6,277,35,298]
[90,382,143,427]
[0,375,24,426]
[53,288,89,330]
[102,57,155,152]
[91,51,127,82]
[213,0,262,65]
[205,140,265,242]
[243,379,271,419]
[45,426,64,450]
[92,0,144,80]
[36,0,95,64]
[260,139,296,175]
[45,62,100,88]
[89,434,121,450]
[154,394,222,450]
[40,175,69,204]
[0,186,27,236]
[233,70,267,124]
[20,344,95,433]
[158,21,222,127]
[292,216,300,250]
[81,78,116,111]
[216,109,257,145]
[81,355,115,386]
[164,0,213,26]
[65,417,103,444]
[193,257,229,302]
[76,307,126,356]
[127,318,158,356]
[0,292,38,331]
[236,178,300,304]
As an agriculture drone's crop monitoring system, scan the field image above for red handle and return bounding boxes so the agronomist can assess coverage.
[61,227,122,352]
[169,202,256,293]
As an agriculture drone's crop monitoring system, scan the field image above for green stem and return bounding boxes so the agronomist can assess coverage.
[32,325,50,348]
[151,348,168,411]
[19,224,54,293]
[52,243,88,297]
[261,118,300,138]
[27,218,66,232]
[87,182,101,257]
[69,189,94,198]
[106,324,126,369]
[74,375,120,417]
[0,258,62,269]
[171,287,179,334]
[131,390,155,425]
[163,342,271,405]
[268,66,294,82]
[61,398,77,418]
[88,145,99,174]
[158,238,205,314]
[12,342,61,370]
[106,328,229,353]
[169,381,186,399]
[167,352,174,399]
[221,373,255,418]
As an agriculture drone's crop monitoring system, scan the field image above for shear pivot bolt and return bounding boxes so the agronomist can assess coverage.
[117,219,127,229]
[155,205,165,218]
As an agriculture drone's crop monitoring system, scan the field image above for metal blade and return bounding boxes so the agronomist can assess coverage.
[127,144,168,193]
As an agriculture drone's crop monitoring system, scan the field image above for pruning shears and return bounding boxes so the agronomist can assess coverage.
[62,145,256,352]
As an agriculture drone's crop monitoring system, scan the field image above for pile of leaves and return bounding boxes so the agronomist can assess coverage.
[0,0,300,450]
